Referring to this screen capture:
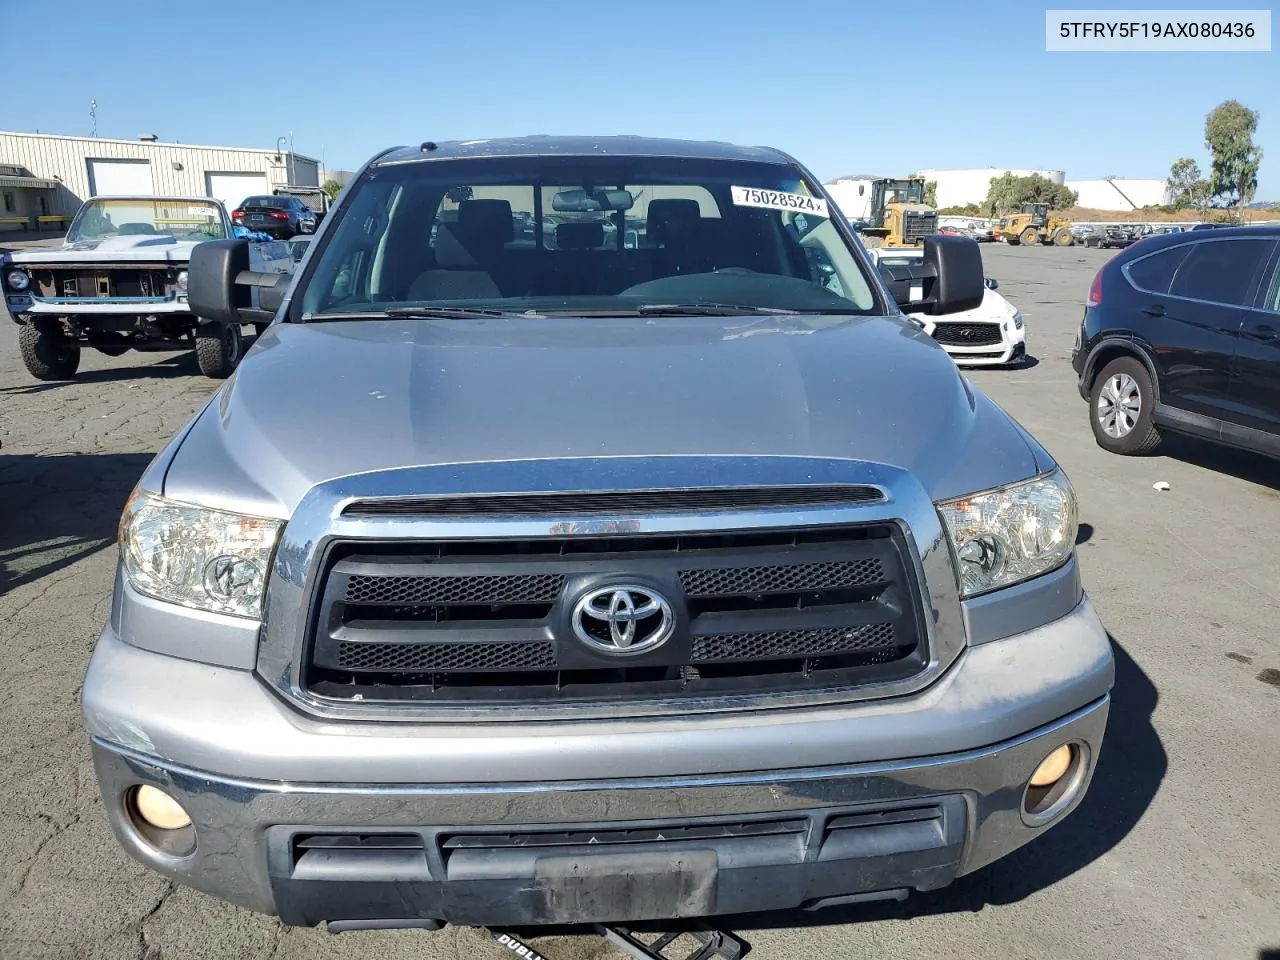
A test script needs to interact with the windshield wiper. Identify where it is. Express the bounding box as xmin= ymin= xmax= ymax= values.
xmin=634 ymin=303 xmax=800 ymax=316
xmin=302 ymin=307 xmax=543 ymax=322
